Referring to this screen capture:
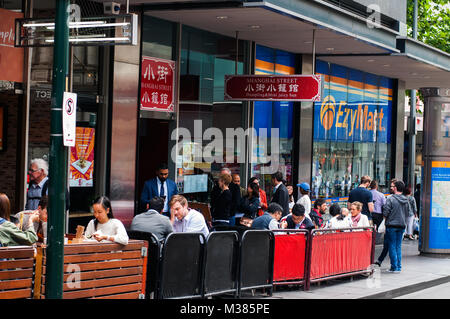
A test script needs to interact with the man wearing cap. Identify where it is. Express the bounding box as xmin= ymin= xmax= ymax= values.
xmin=296 ymin=182 xmax=312 ymax=219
